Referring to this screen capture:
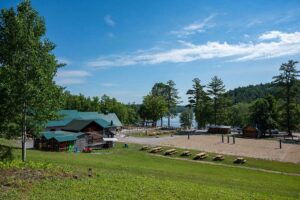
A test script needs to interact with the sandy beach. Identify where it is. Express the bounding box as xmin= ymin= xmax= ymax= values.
xmin=119 ymin=135 xmax=300 ymax=163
